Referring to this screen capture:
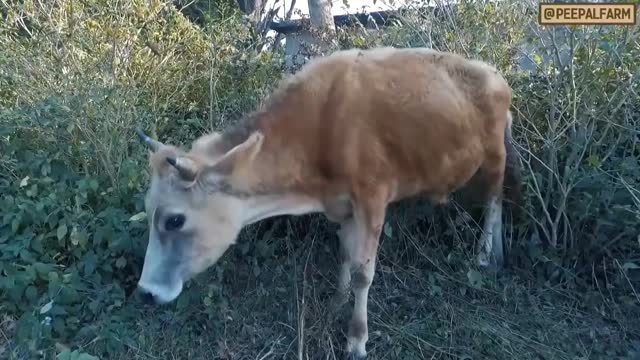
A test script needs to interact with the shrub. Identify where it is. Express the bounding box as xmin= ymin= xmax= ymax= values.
xmin=0 ymin=1 xmax=282 ymax=357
